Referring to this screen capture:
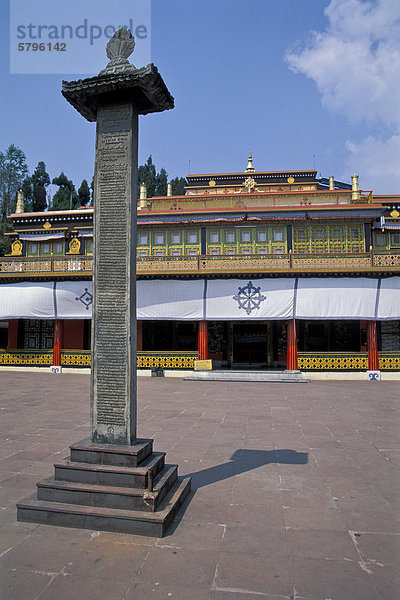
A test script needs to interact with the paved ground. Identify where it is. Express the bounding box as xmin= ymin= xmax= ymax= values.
xmin=0 ymin=373 xmax=399 ymax=600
